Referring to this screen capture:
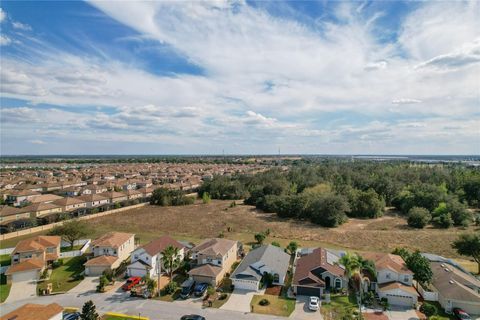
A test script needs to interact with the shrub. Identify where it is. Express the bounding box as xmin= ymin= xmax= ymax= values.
xmin=420 ymin=302 xmax=438 ymax=317
xmin=259 ymin=298 xmax=270 ymax=306
xmin=407 ymin=207 xmax=431 ymax=228
xmin=219 ymin=293 xmax=228 ymax=300
xmin=163 ymin=281 xmax=178 ymax=295
xmin=52 ymin=260 xmax=63 ymax=269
